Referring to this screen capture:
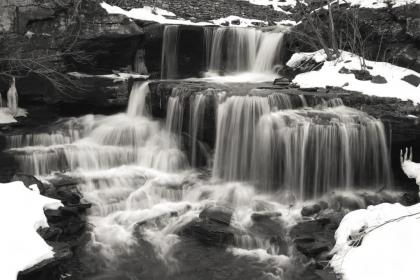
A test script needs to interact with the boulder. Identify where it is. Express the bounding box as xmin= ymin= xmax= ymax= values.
xmin=301 ymin=204 xmax=322 ymax=217
xmin=179 ymin=218 xmax=236 ymax=247
xmin=199 ymin=205 xmax=233 ymax=226
xmin=352 ymin=69 xmax=372 ymax=81
xmin=402 ymin=74 xmax=420 ymax=87
xmin=371 ymin=75 xmax=387 ymax=84
xmin=290 ymin=215 xmax=343 ymax=259
xmin=273 ymin=77 xmax=291 ymax=86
